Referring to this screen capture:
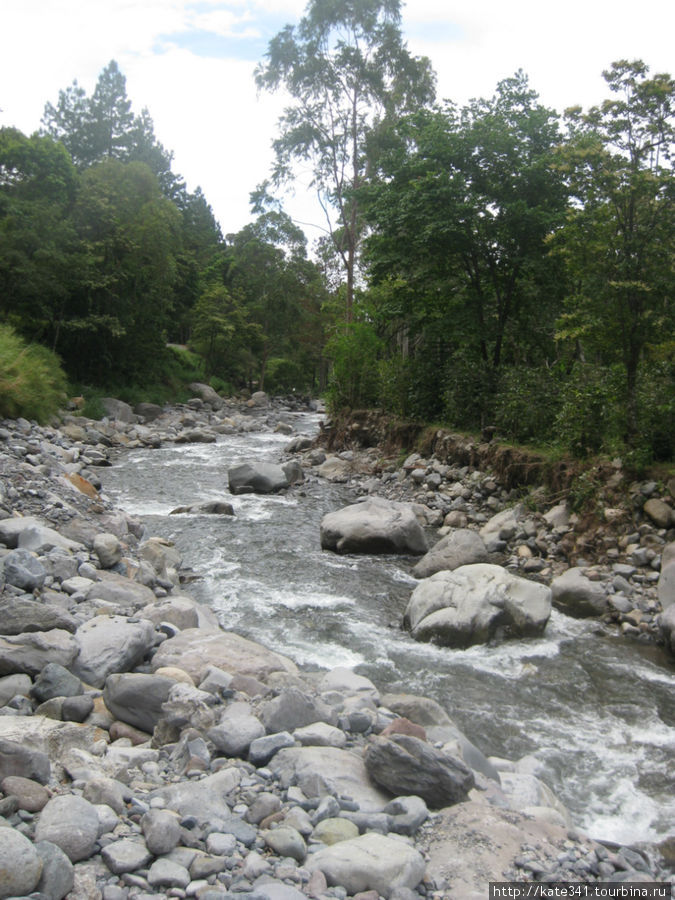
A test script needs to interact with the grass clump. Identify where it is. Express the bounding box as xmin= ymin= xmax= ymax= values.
xmin=0 ymin=325 xmax=67 ymax=423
